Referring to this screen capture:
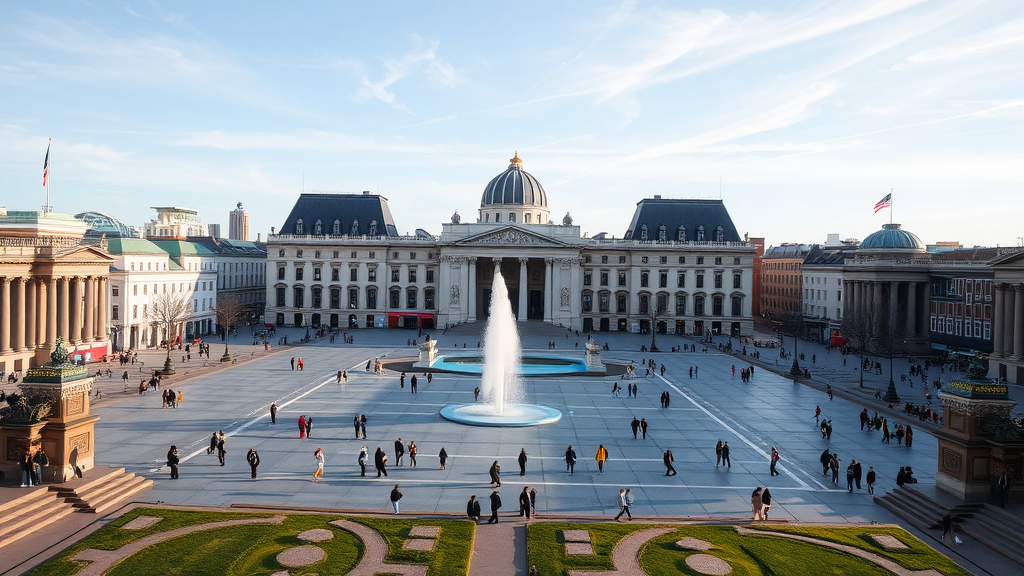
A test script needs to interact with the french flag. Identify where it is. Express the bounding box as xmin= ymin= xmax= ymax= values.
xmin=42 ymin=141 xmax=50 ymax=187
